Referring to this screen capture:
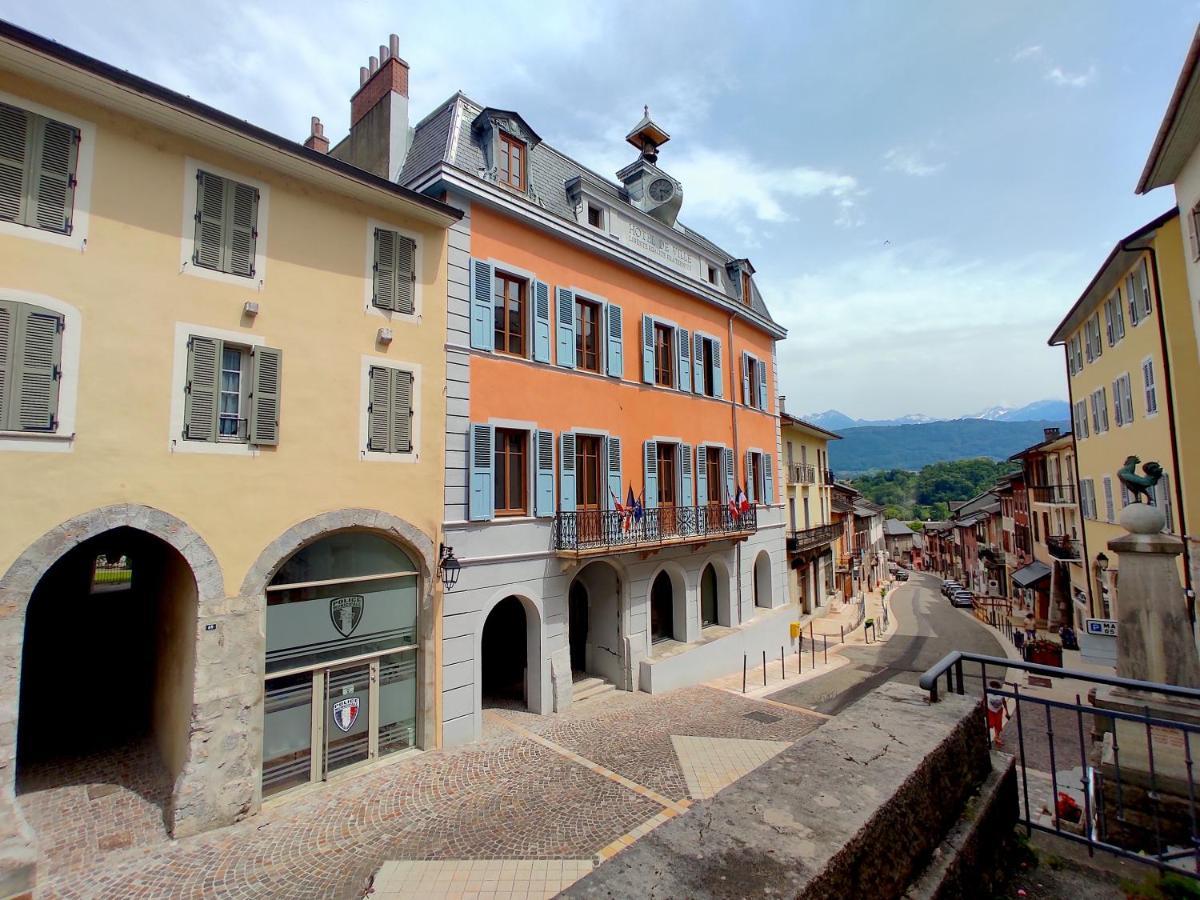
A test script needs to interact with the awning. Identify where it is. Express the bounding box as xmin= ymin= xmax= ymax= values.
xmin=1012 ymin=561 xmax=1051 ymax=588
